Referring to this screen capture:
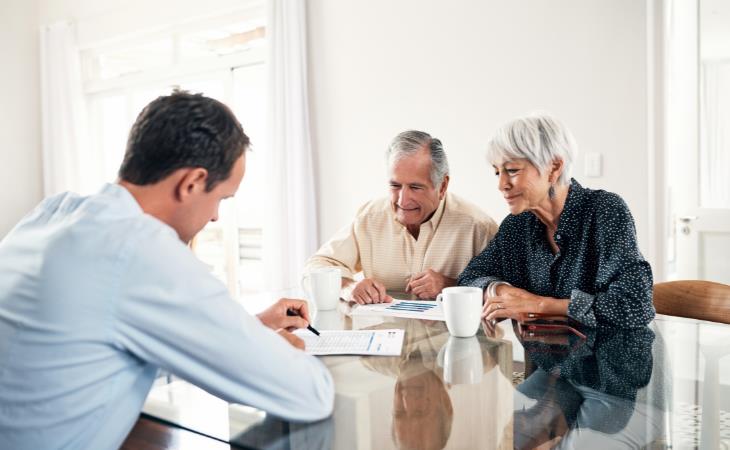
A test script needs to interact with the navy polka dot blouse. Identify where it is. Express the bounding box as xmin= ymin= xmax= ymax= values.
xmin=457 ymin=179 xmax=655 ymax=328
